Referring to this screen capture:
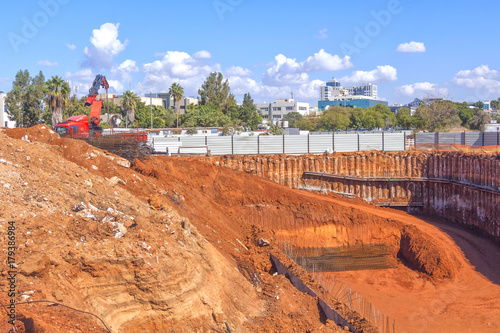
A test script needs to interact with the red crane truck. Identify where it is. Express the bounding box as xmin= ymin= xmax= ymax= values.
xmin=54 ymin=75 xmax=148 ymax=141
